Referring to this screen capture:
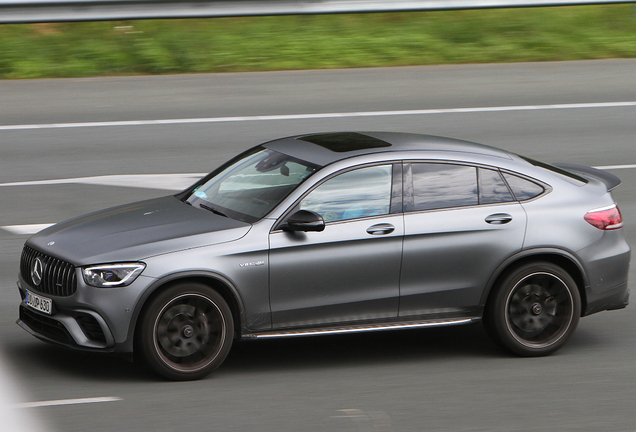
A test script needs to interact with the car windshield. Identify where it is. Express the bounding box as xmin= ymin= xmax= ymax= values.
xmin=185 ymin=147 xmax=318 ymax=223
